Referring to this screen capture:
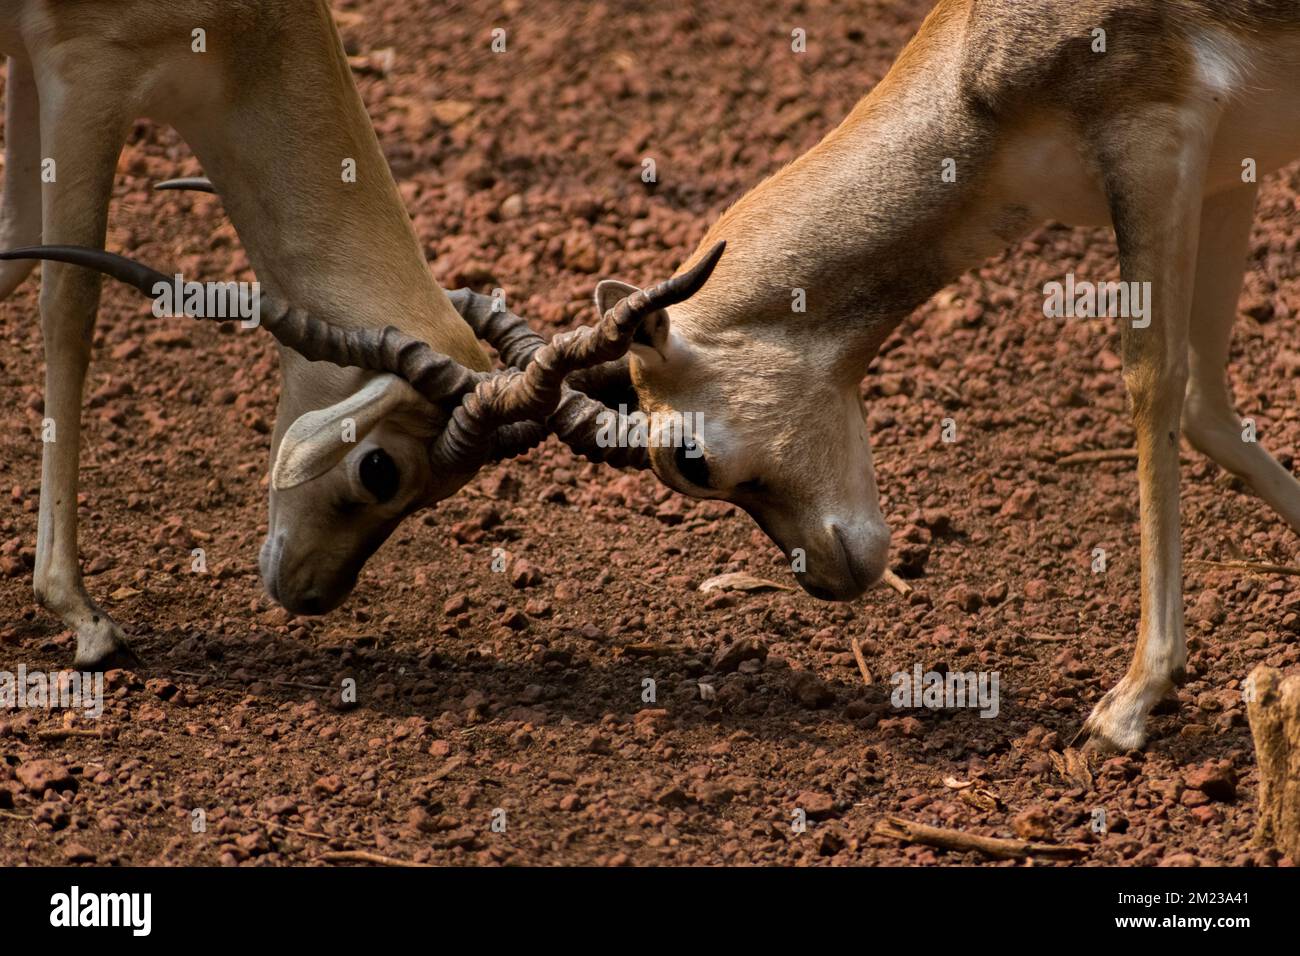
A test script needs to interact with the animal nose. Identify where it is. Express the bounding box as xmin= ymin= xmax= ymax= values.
xmin=803 ymin=582 xmax=847 ymax=601
xmin=258 ymin=536 xmax=281 ymax=602
xmin=292 ymin=593 xmax=327 ymax=616
xmin=828 ymin=521 xmax=888 ymax=591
